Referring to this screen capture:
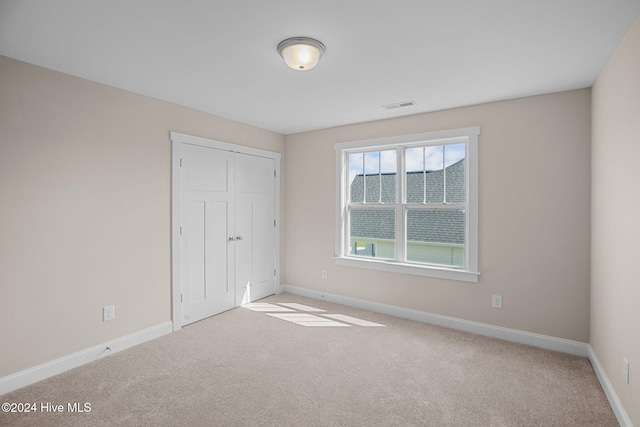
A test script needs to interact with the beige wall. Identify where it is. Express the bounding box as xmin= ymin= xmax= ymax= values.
xmin=284 ymin=88 xmax=591 ymax=342
xmin=591 ymin=14 xmax=640 ymax=426
xmin=0 ymin=55 xmax=285 ymax=377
